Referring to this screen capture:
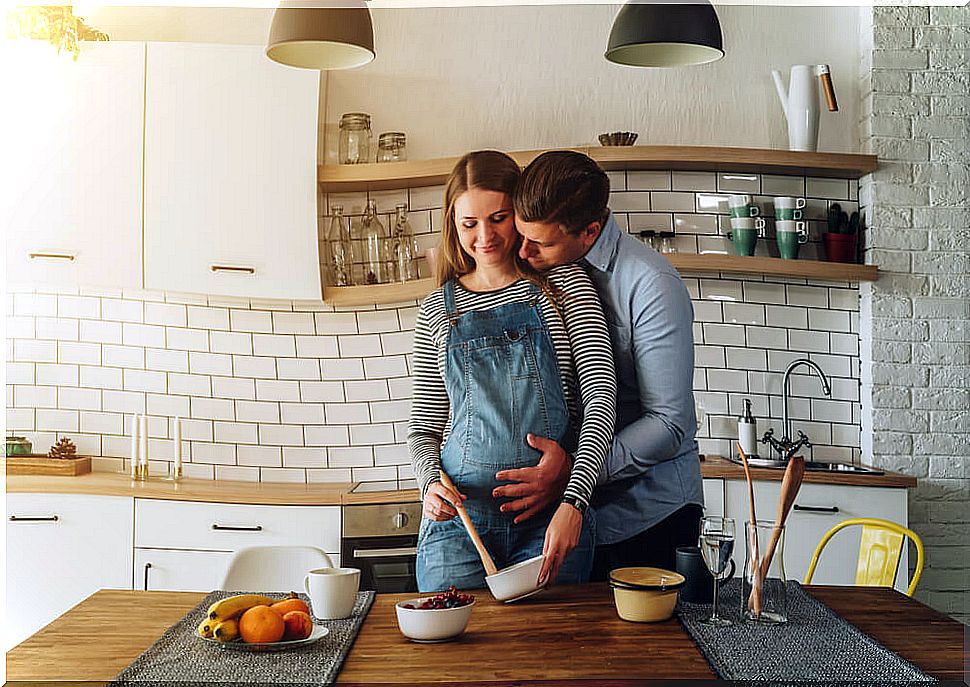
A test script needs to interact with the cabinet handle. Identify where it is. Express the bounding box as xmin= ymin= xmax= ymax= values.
xmin=210 ymin=265 xmax=256 ymax=275
xmin=793 ymin=504 xmax=840 ymax=514
xmin=143 ymin=562 xmax=152 ymax=590
xmin=352 ymin=546 xmax=417 ymax=559
xmin=211 ymin=524 xmax=263 ymax=532
xmin=28 ymin=252 xmax=75 ymax=261
xmin=8 ymin=515 xmax=59 ymax=522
